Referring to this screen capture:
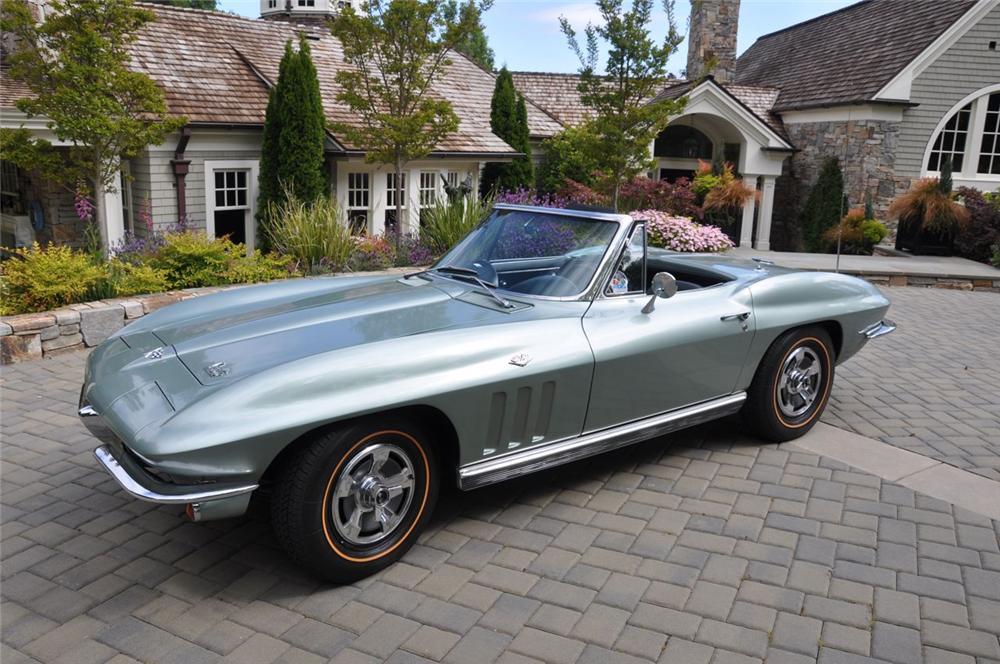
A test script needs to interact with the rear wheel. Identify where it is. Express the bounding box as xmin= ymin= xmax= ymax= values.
xmin=742 ymin=326 xmax=835 ymax=442
xmin=271 ymin=418 xmax=438 ymax=583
